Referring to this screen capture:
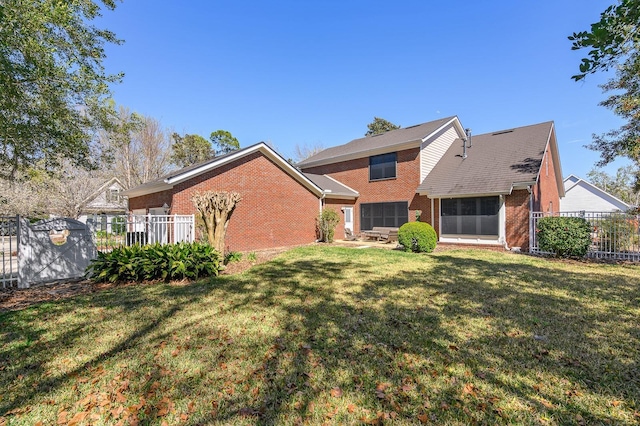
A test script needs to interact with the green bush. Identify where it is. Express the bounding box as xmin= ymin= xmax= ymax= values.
xmin=316 ymin=208 xmax=341 ymax=243
xmin=596 ymin=215 xmax=639 ymax=252
xmin=87 ymin=242 xmax=221 ymax=283
xmin=398 ymin=222 xmax=437 ymax=253
xmin=536 ymin=216 xmax=592 ymax=257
